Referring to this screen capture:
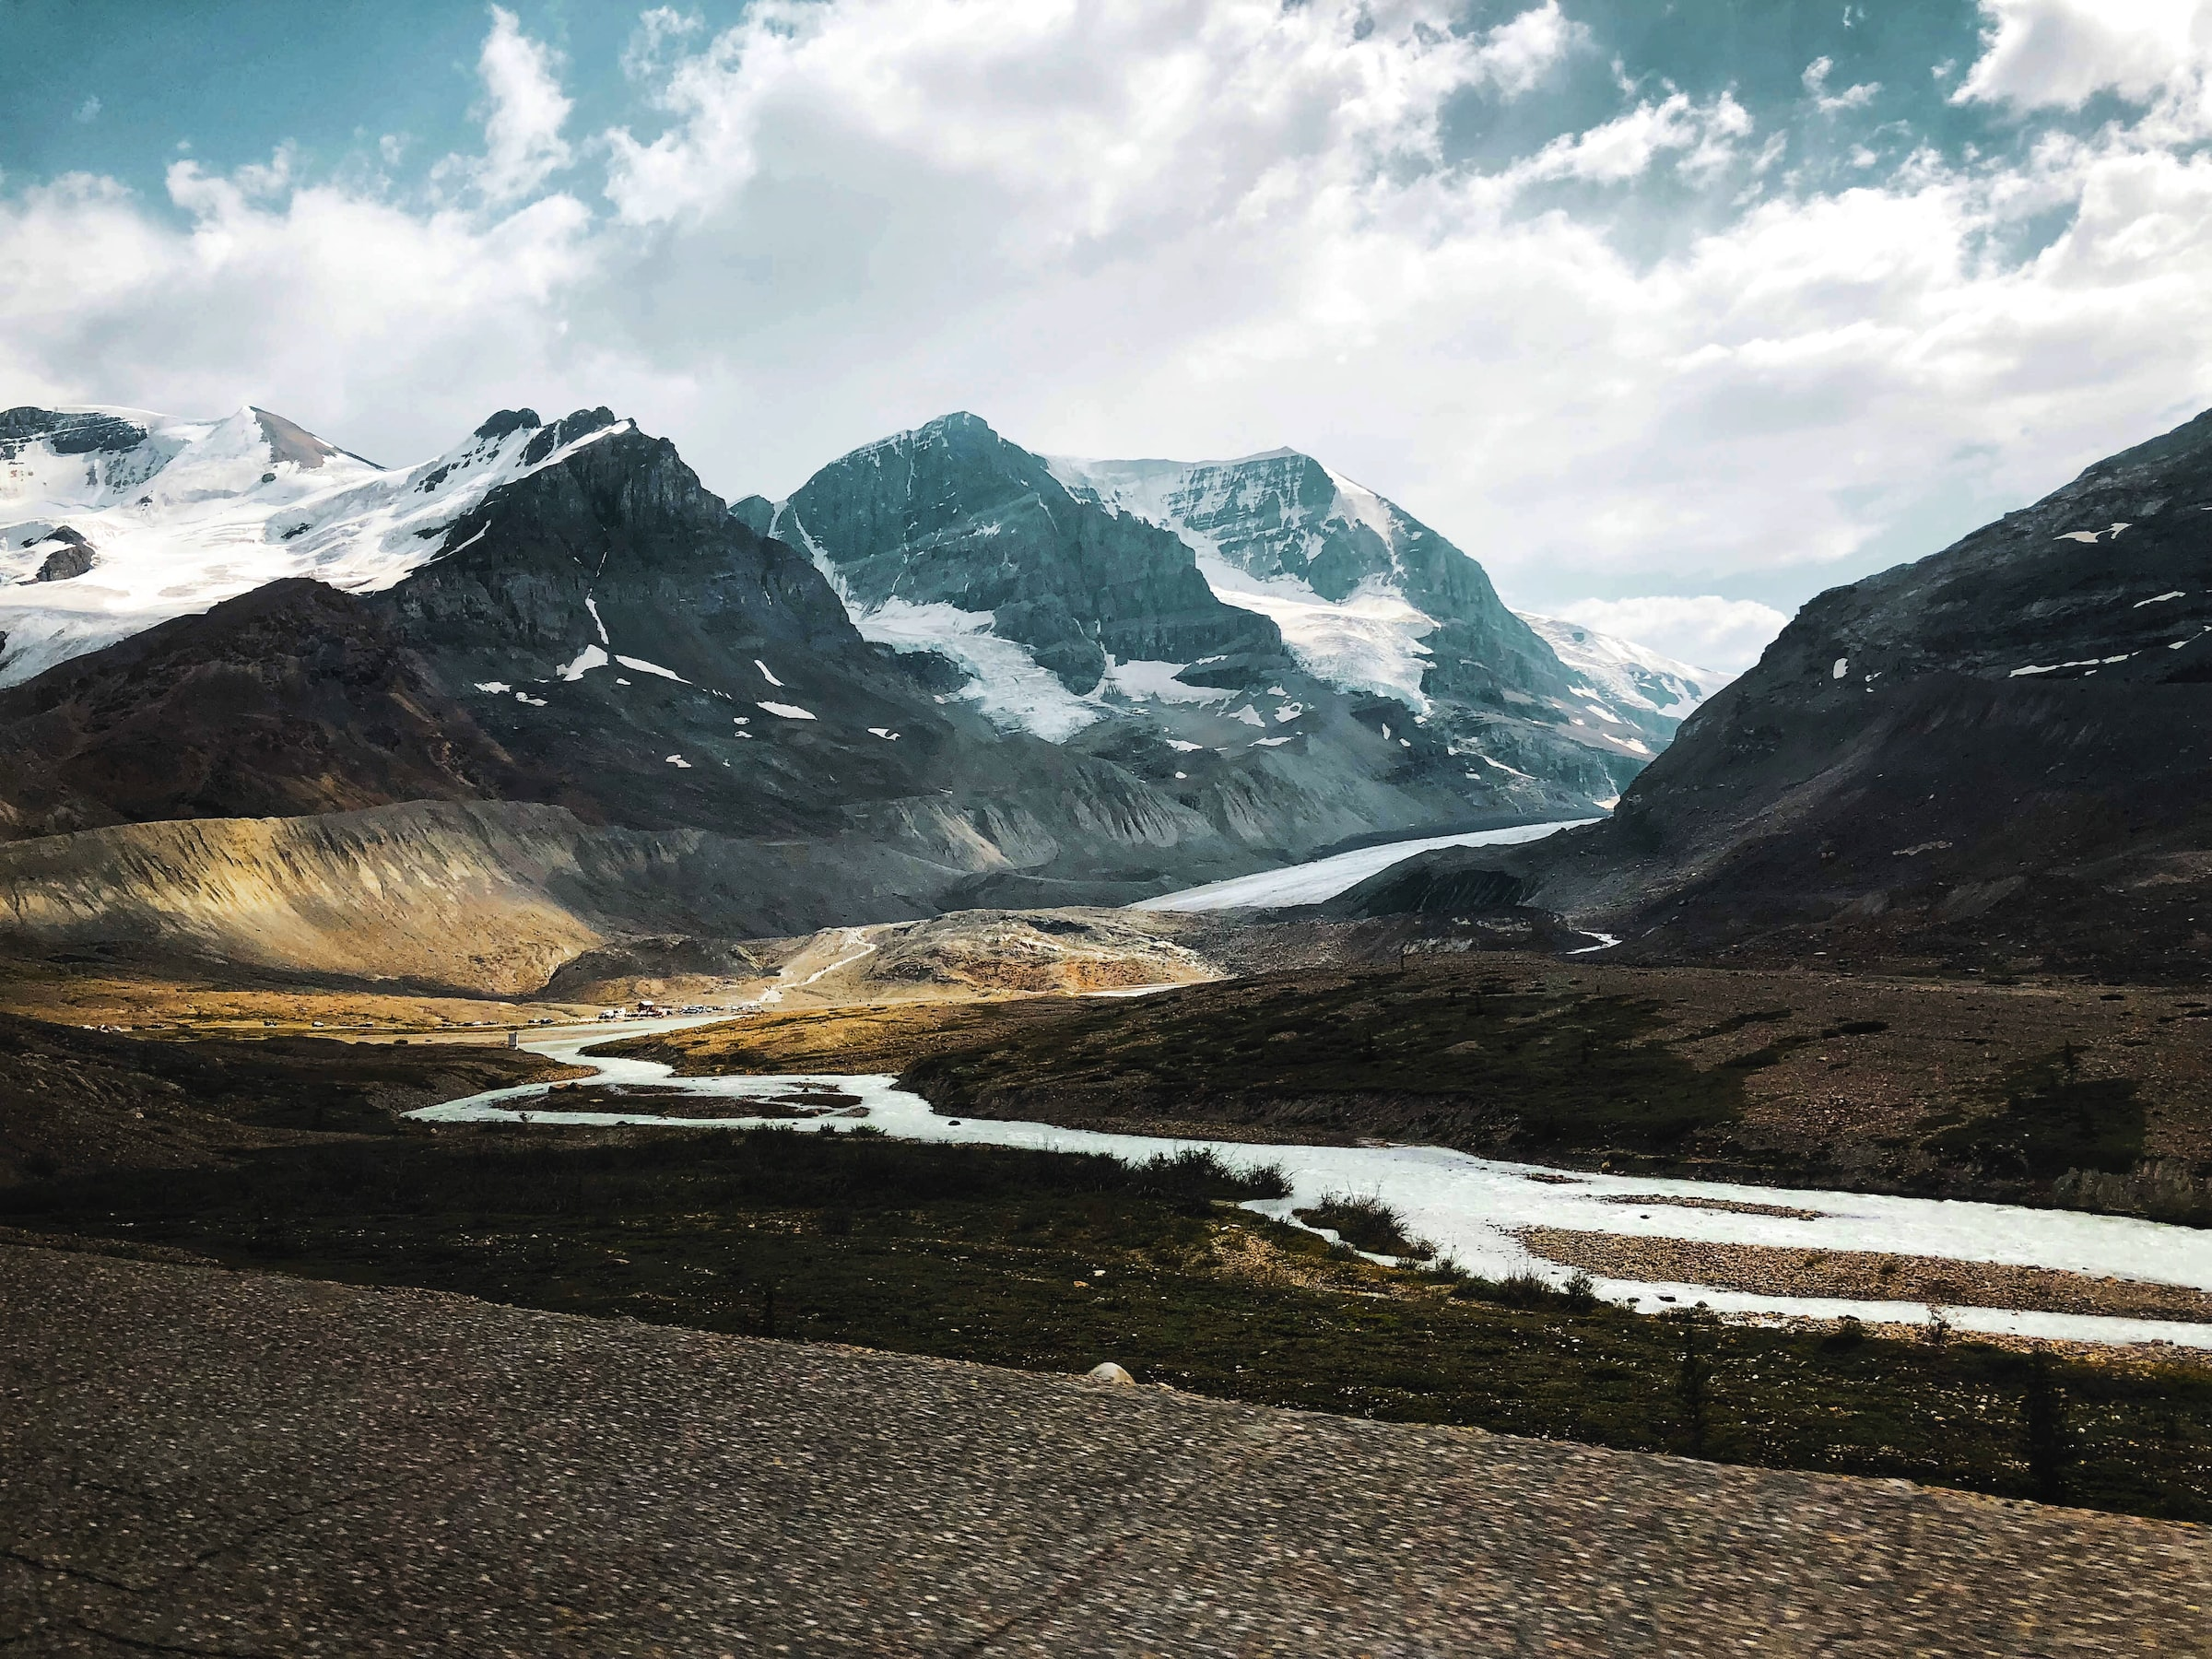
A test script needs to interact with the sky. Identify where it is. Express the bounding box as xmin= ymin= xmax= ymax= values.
xmin=9 ymin=1 xmax=2212 ymax=672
